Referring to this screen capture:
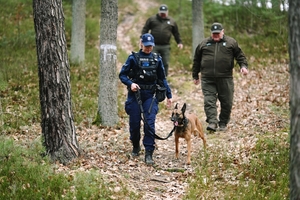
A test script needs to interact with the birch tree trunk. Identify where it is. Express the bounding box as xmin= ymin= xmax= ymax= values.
xmin=98 ymin=0 xmax=118 ymax=126
xmin=192 ymin=0 xmax=204 ymax=57
xmin=289 ymin=0 xmax=300 ymax=198
xmin=70 ymin=0 xmax=86 ymax=64
xmin=33 ymin=0 xmax=80 ymax=164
